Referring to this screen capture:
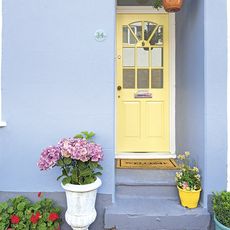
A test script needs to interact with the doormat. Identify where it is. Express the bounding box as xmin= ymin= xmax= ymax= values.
xmin=116 ymin=159 xmax=178 ymax=169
